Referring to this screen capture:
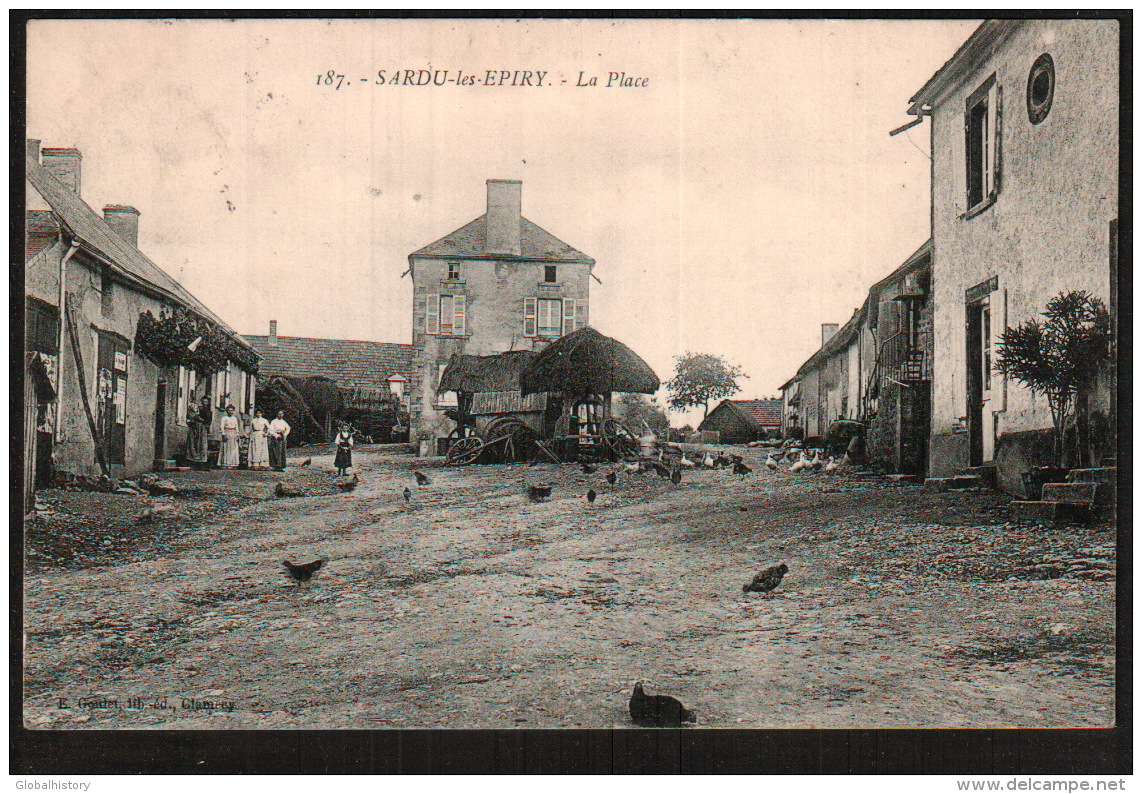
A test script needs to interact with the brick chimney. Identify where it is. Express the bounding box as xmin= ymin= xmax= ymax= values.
xmin=26 ymin=139 xmax=41 ymax=161
xmin=485 ymin=179 xmax=522 ymax=257
xmin=268 ymin=320 xmax=278 ymax=346
xmin=821 ymin=323 xmax=839 ymax=346
xmin=103 ymin=205 xmax=140 ymax=247
xmin=41 ymin=147 xmax=82 ymax=195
